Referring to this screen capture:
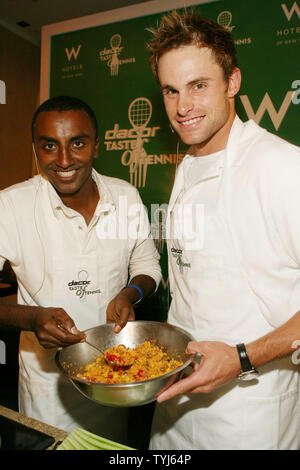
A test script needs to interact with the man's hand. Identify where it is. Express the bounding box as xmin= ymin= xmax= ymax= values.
xmin=30 ymin=306 xmax=85 ymax=349
xmin=156 ymin=341 xmax=241 ymax=402
xmin=106 ymin=291 xmax=135 ymax=333
xmin=106 ymin=276 xmax=156 ymax=333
